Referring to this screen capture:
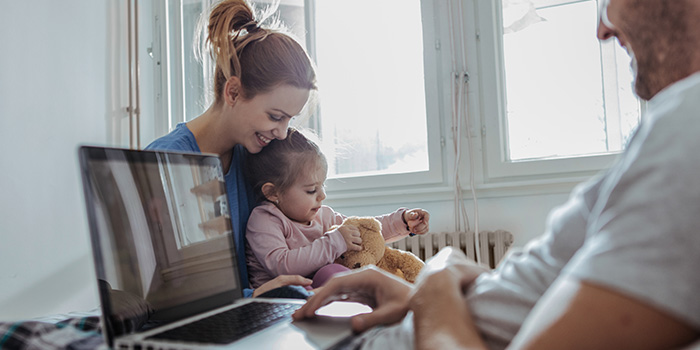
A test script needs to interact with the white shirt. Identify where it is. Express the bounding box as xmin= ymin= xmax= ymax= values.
xmin=470 ymin=72 xmax=700 ymax=349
